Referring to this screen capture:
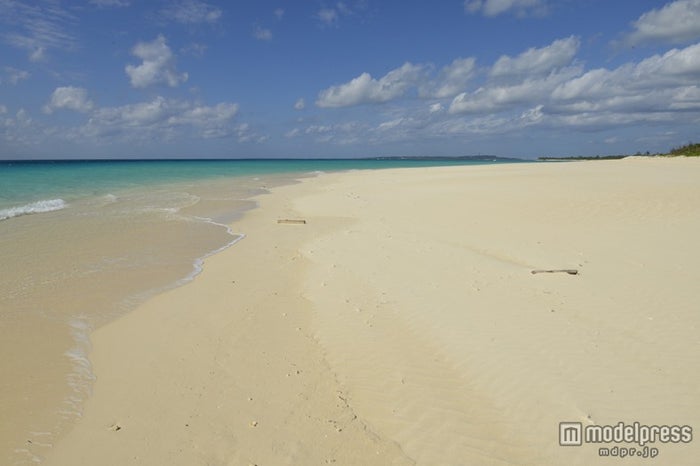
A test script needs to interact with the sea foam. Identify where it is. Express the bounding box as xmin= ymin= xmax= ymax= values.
xmin=0 ymin=198 xmax=67 ymax=221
